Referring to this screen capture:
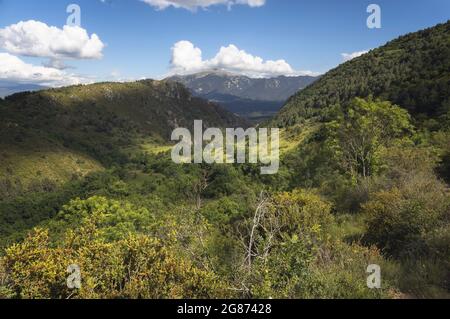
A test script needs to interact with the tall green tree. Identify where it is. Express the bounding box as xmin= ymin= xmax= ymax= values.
xmin=326 ymin=98 xmax=413 ymax=178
